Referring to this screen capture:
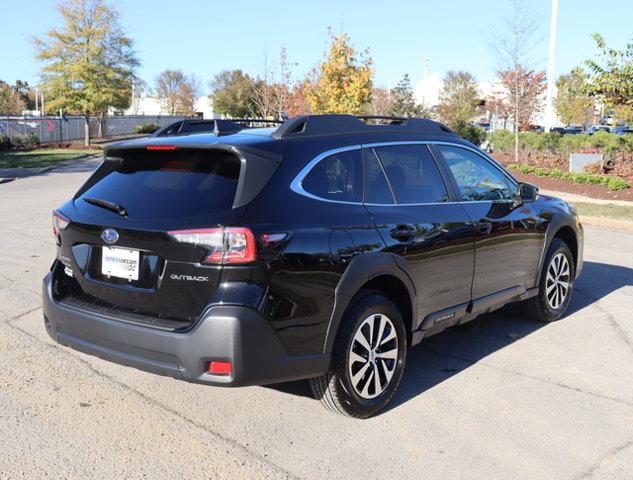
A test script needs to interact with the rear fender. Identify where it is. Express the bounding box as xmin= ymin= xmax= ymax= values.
xmin=322 ymin=252 xmax=416 ymax=354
